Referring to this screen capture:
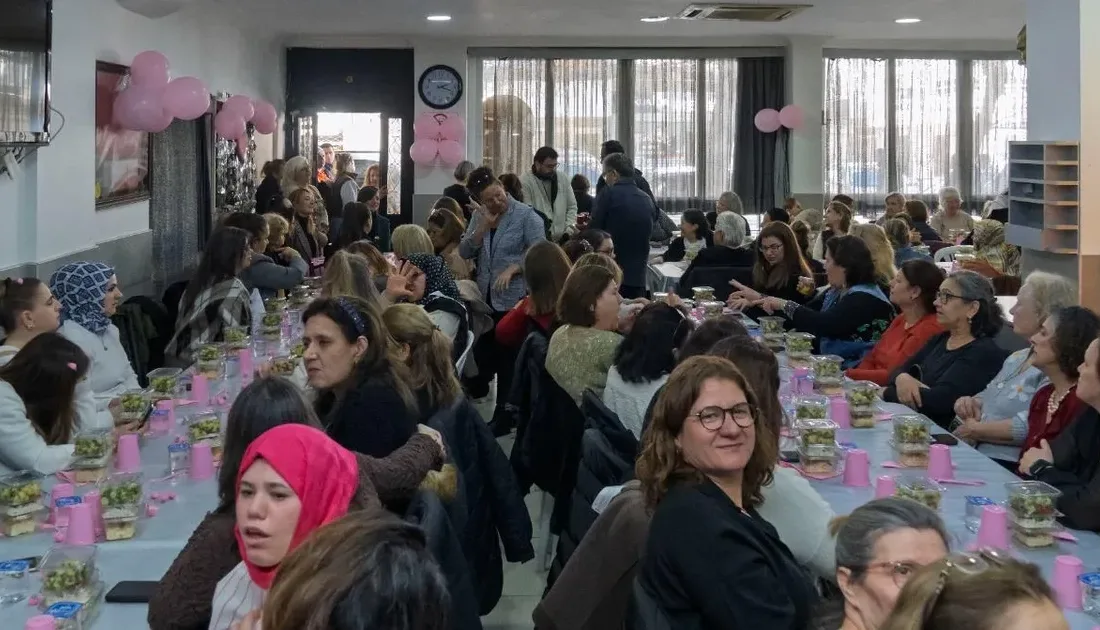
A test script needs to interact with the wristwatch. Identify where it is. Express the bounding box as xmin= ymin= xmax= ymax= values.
xmin=1028 ymin=459 xmax=1054 ymax=477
